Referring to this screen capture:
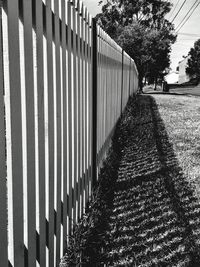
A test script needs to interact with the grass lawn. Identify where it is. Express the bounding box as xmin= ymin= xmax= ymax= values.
xmin=104 ymin=94 xmax=200 ymax=266
xmin=154 ymin=94 xmax=200 ymax=201
xmin=169 ymin=86 xmax=200 ymax=96
xmin=60 ymin=94 xmax=200 ymax=267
